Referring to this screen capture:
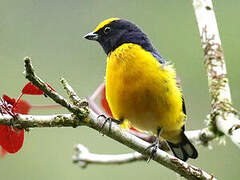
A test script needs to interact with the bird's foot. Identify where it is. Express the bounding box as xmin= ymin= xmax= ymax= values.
xmin=145 ymin=128 xmax=162 ymax=163
xmin=145 ymin=137 xmax=160 ymax=163
xmin=97 ymin=114 xmax=122 ymax=134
